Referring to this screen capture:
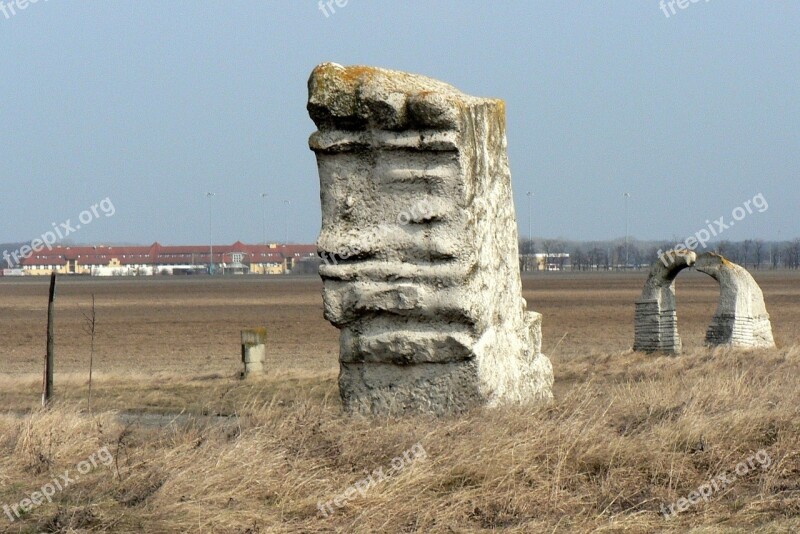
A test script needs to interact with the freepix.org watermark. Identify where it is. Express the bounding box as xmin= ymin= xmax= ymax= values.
xmin=0 ymin=0 xmax=49 ymax=21
xmin=319 ymin=199 xmax=436 ymax=267
xmin=661 ymin=449 xmax=772 ymax=519
xmin=659 ymin=0 xmax=711 ymax=19
xmin=2 ymin=197 xmax=115 ymax=269
xmin=657 ymin=193 xmax=767 ymax=267
xmin=318 ymin=0 xmax=351 ymax=18
xmin=3 ymin=446 xmax=114 ymax=523
xmin=317 ymin=442 xmax=427 ymax=518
